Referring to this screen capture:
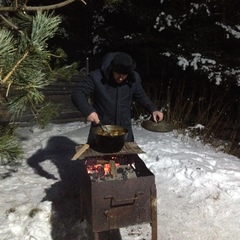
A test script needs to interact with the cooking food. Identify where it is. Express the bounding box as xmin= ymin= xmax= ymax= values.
xmin=96 ymin=129 xmax=126 ymax=137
